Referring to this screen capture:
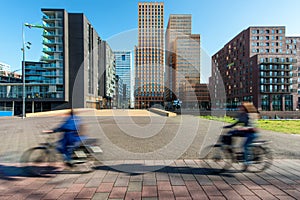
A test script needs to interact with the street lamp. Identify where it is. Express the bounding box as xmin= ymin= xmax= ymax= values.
xmin=8 ymin=69 xmax=22 ymax=83
xmin=21 ymin=23 xmax=31 ymax=119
